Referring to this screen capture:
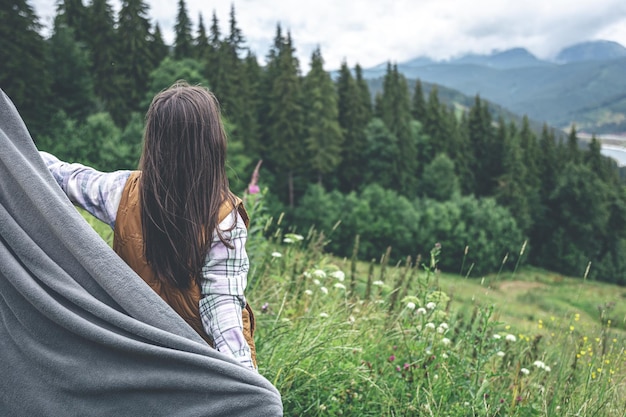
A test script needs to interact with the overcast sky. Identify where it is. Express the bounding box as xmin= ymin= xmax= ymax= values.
xmin=32 ymin=0 xmax=626 ymax=71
